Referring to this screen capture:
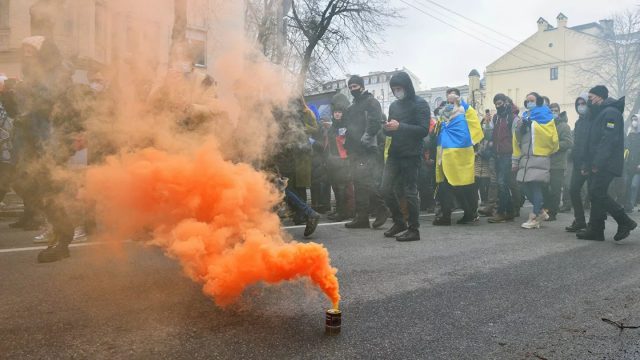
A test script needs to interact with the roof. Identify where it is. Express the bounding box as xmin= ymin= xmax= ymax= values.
xmin=570 ymin=22 xmax=603 ymax=32
xmin=468 ymin=69 xmax=480 ymax=77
